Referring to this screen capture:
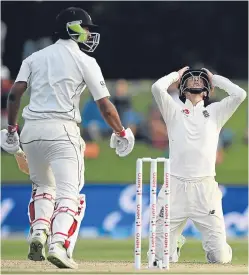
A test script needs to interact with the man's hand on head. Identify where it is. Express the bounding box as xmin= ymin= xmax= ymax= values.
xmin=178 ymin=66 xmax=190 ymax=79
xmin=202 ymin=68 xmax=215 ymax=93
